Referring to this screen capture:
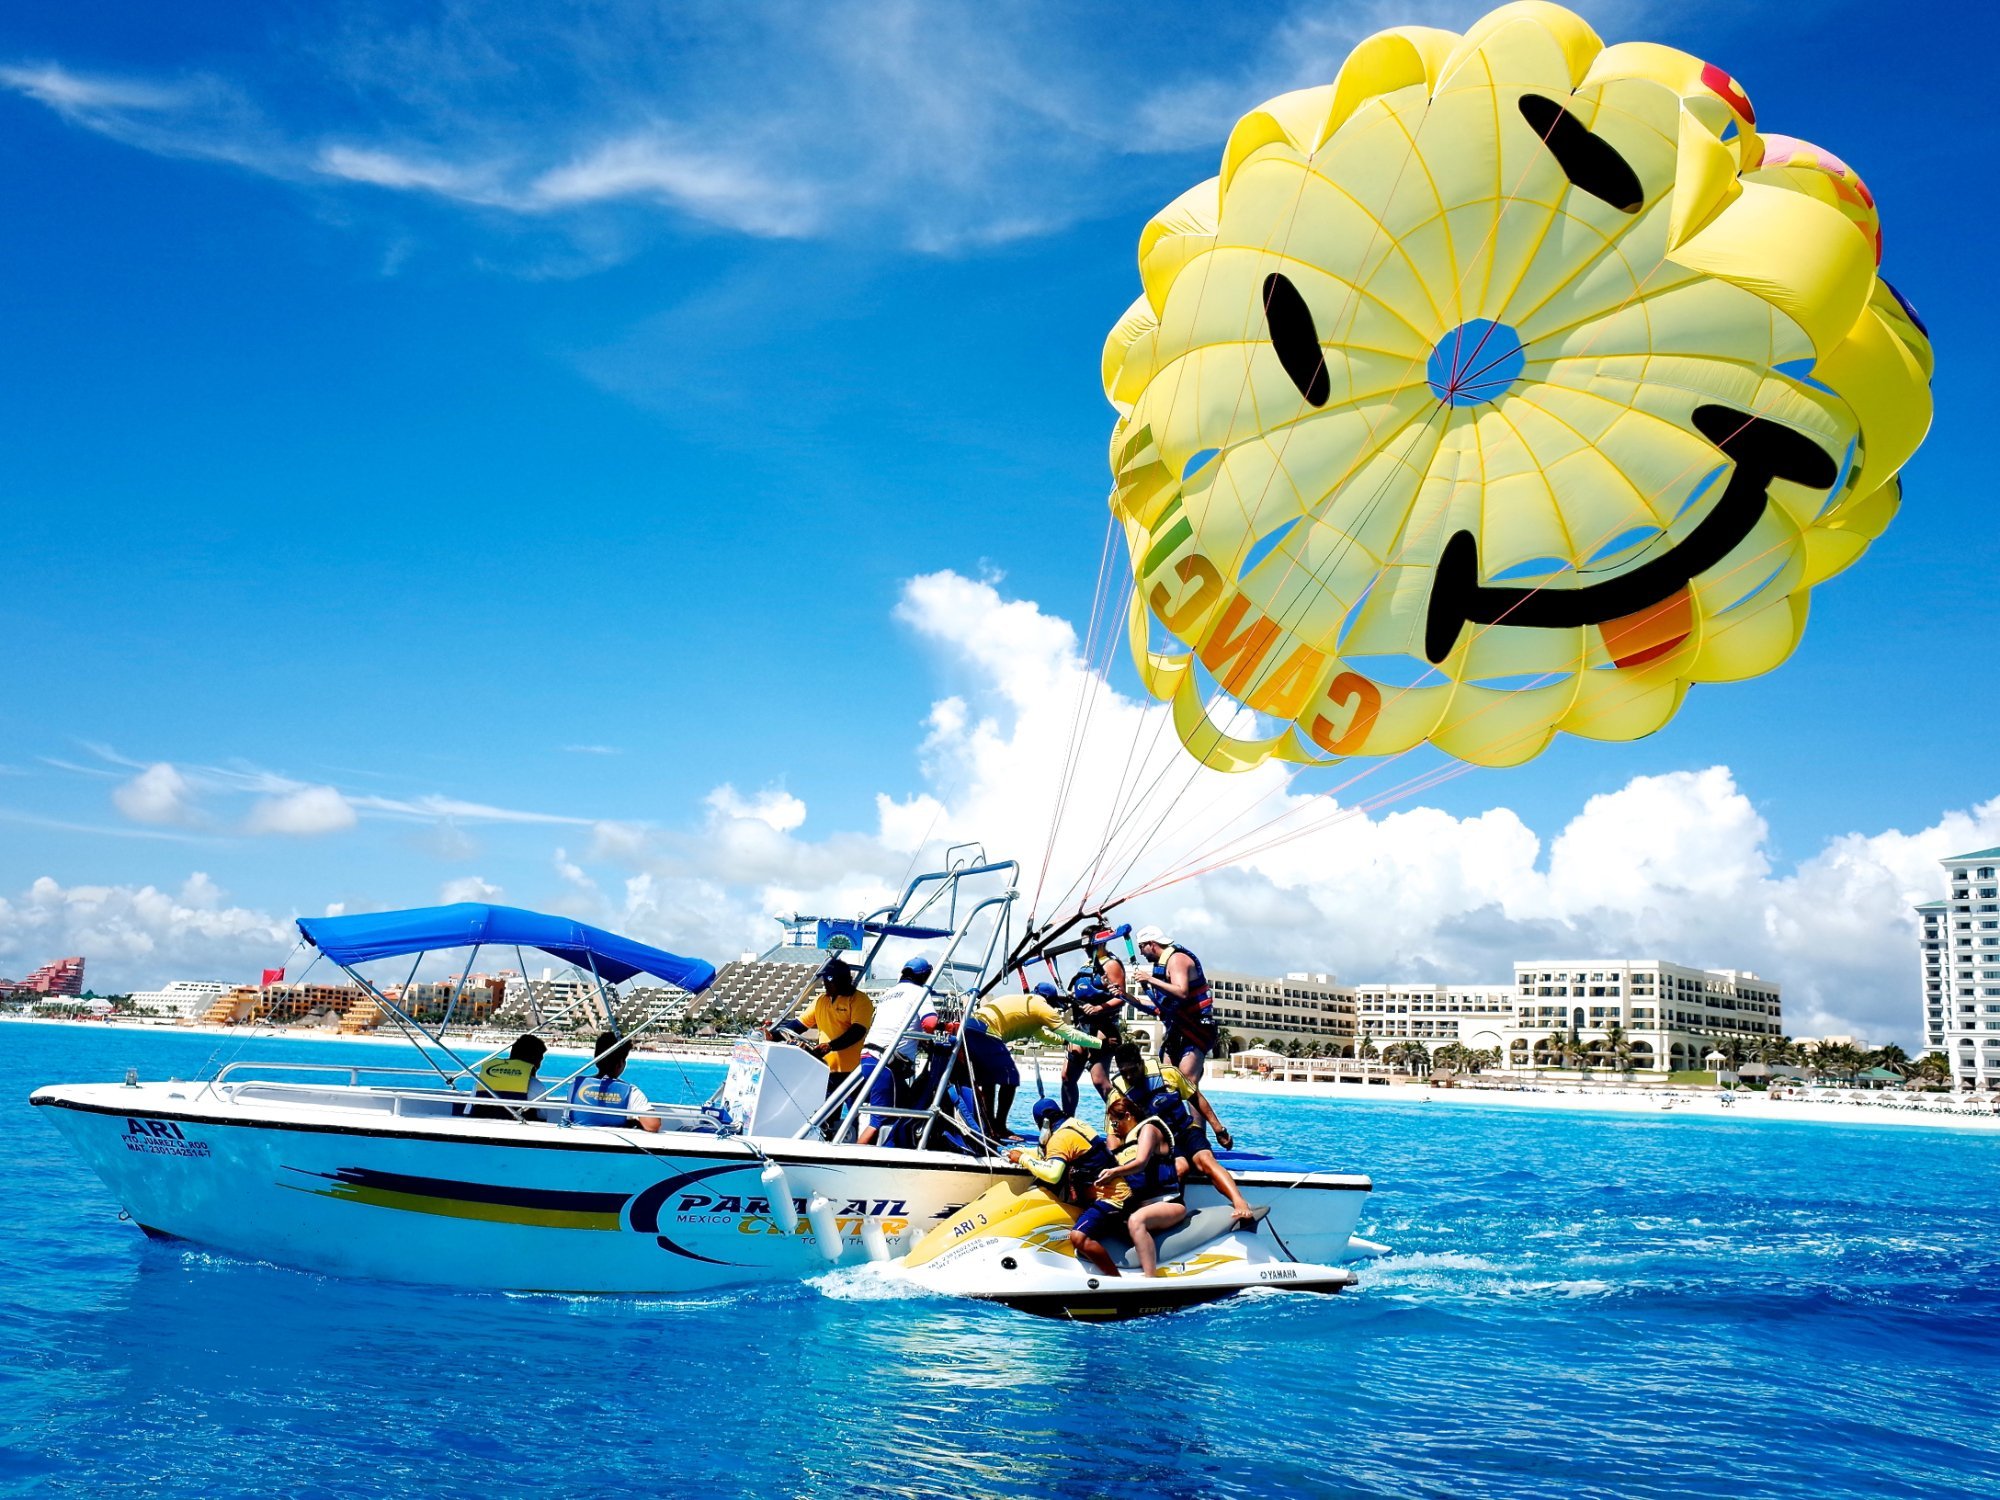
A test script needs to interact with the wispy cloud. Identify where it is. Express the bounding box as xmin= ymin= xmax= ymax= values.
xmin=0 ymin=1 xmax=1233 ymax=257
xmin=561 ymin=744 xmax=624 ymax=757
xmin=45 ymin=743 xmax=601 ymax=838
